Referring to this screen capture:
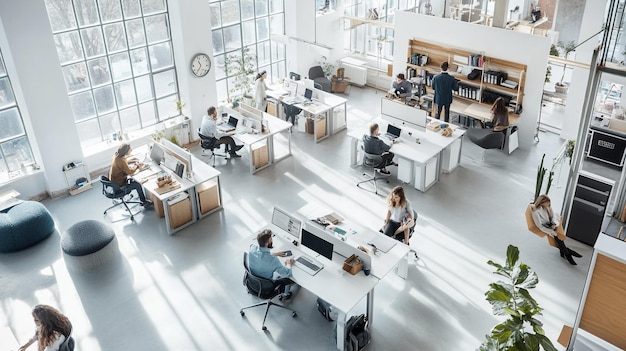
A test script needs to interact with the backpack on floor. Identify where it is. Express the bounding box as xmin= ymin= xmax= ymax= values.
xmin=345 ymin=314 xmax=370 ymax=351
xmin=316 ymin=297 xmax=334 ymax=321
